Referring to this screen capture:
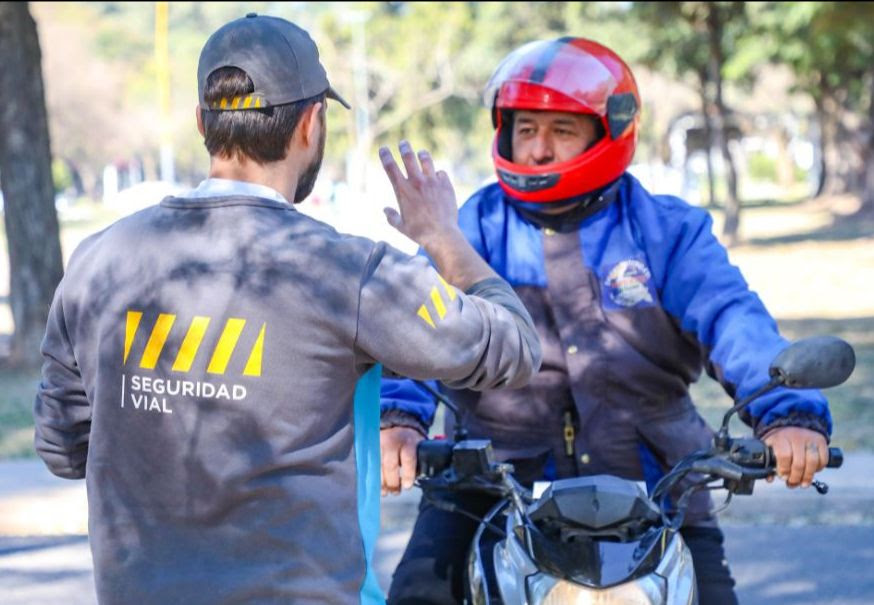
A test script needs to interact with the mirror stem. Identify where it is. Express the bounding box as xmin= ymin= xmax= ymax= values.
xmin=415 ymin=380 xmax=468 ymax=441
xmin=716 ymin=376 xmax=783 ymax=449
